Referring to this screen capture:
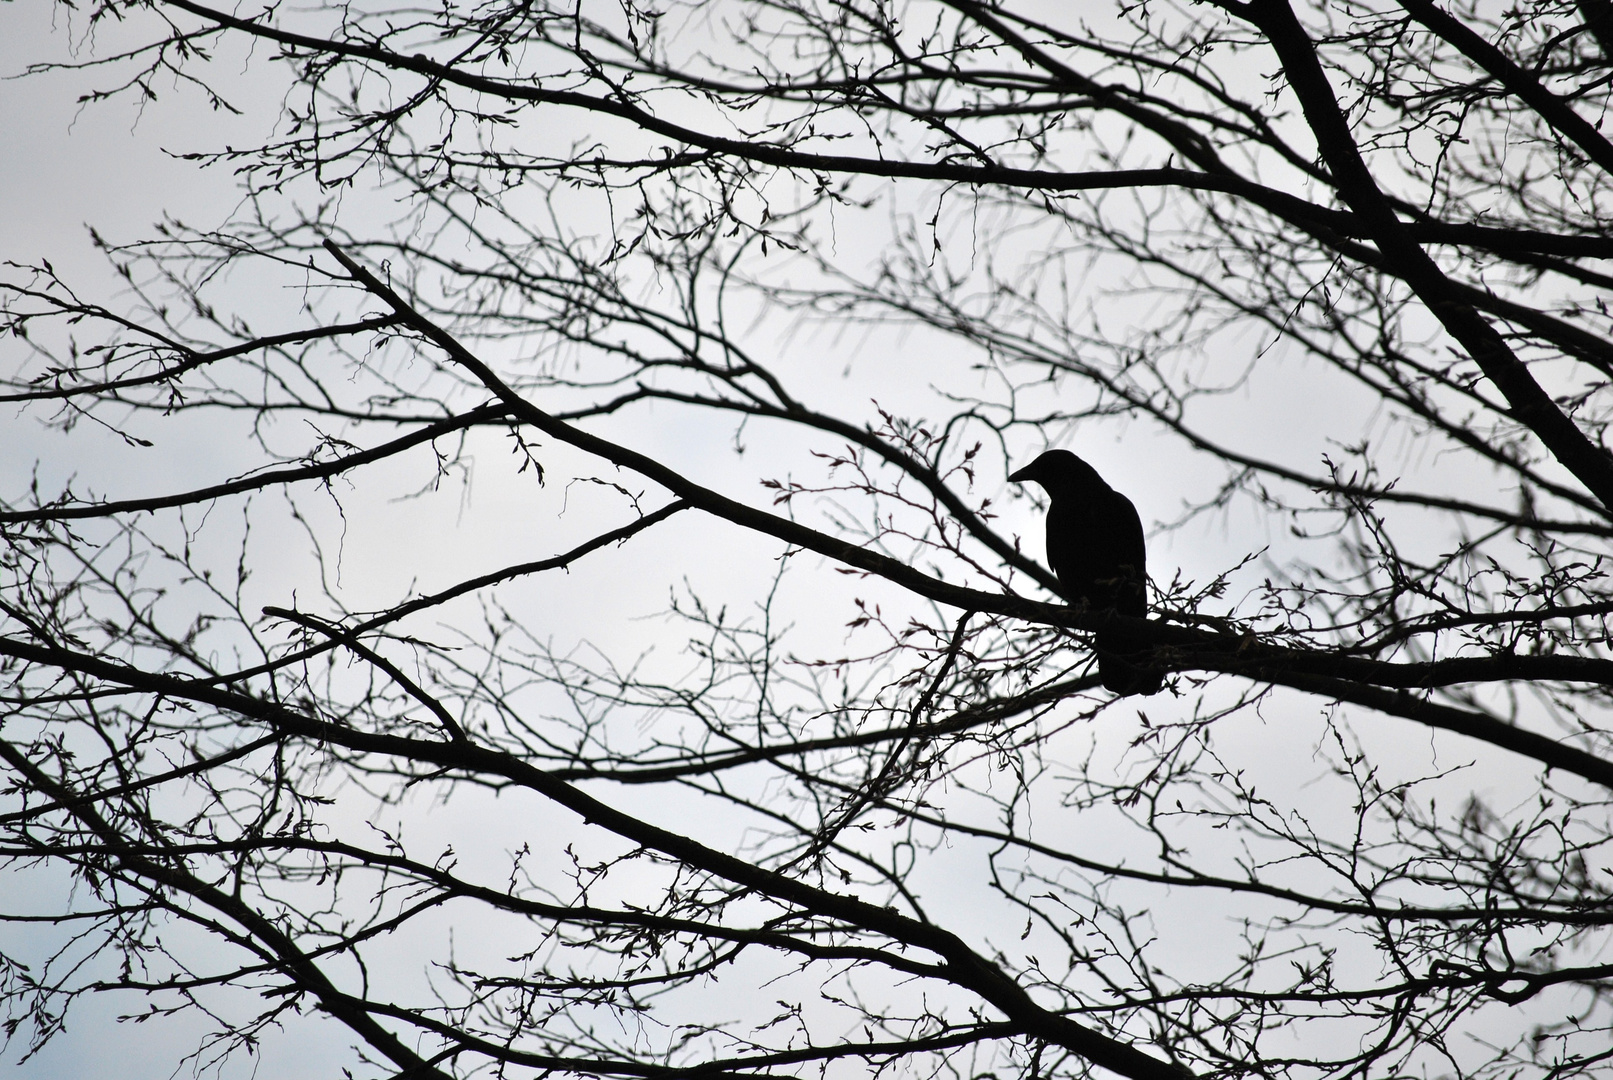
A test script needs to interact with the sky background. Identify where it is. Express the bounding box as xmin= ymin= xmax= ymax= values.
xmin=1 ymin=3 xmax=1579 ymax=1077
